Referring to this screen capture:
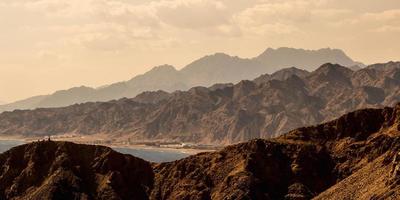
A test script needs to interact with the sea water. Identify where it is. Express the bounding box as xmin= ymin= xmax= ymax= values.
xmin=0 ymin=140 xmax=189 ymax=163
xmin=0 ymin=140 xmax=24 ymax=153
